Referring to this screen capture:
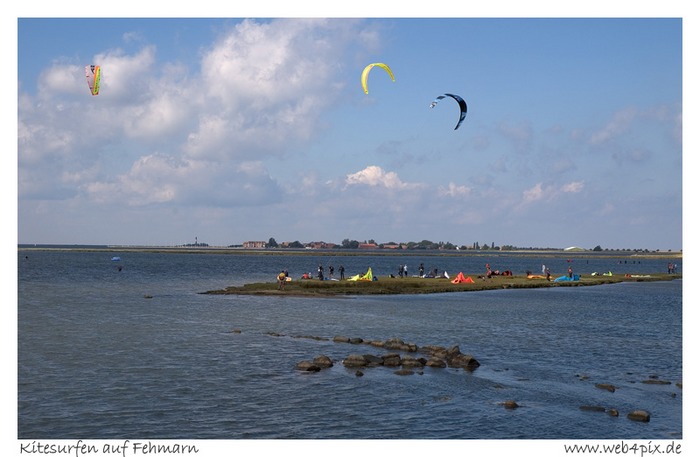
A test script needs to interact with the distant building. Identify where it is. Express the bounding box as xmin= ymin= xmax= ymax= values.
xmin=358 ymin=243 xmax=378 ymax=249
xmin=243 ymin=241 xmax=266 ymax=249
xmin=305 ymin=241 xmax=336 ymax=249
